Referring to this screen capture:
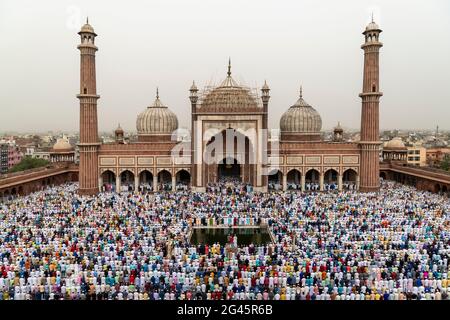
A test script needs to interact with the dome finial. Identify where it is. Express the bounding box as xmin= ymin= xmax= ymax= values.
xmin=299 ymin=85 xmax=303 ymax=98
xmin=156 ymin=87 xmax=159 ymax=99
xmin=86 ymin=16 xmax=89 ymax=24
xmin=227 ymin=57 xmax=231 ymax=77
xmin=190 ymin=80 xmax=198 ymax=92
